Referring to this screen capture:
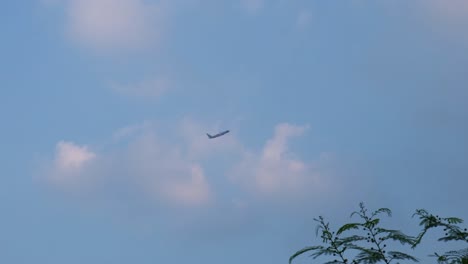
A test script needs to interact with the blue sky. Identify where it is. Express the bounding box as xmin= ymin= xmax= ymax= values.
xmin=1 ymin=0 xmax=468 ymax=263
